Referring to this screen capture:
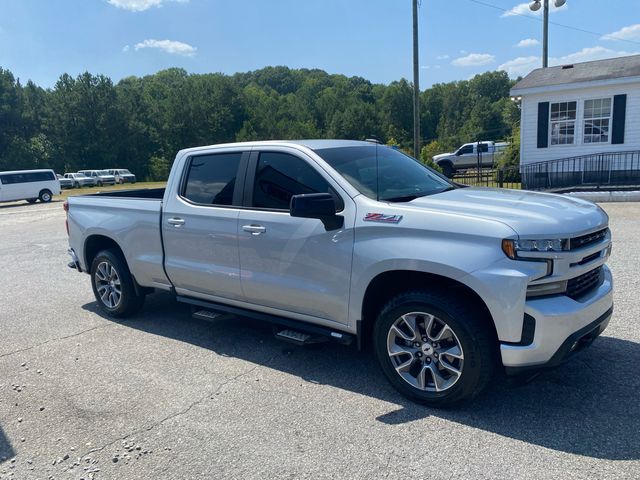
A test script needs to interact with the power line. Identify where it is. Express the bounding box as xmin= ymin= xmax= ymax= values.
xmin=466 ymin=0 xmax=640 ymax=47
